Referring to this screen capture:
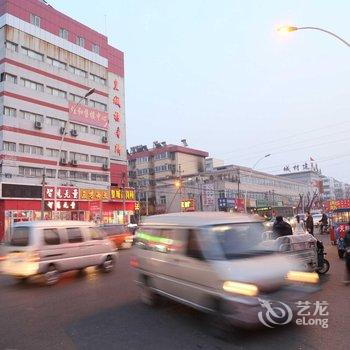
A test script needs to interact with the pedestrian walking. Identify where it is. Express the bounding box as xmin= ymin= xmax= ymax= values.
xmin=343 ymin=224 xmax=350 ymax=285
xmin=305 ymin=211 xmax=314 ymax=236
xmin=294 ymin=215 xmax=305 ymax=235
